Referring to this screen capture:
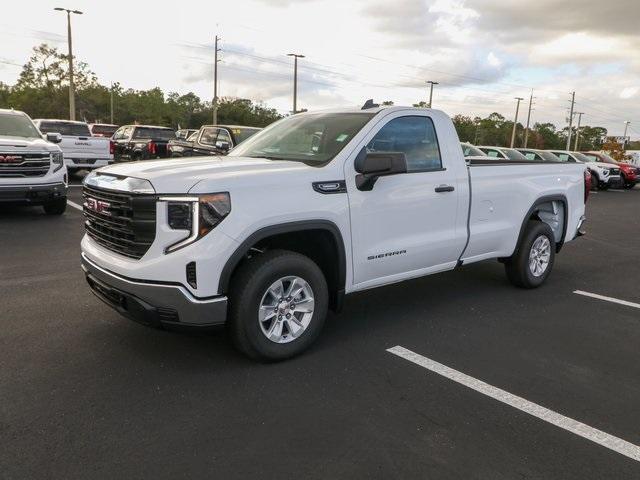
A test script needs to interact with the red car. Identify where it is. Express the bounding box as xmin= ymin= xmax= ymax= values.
xmin=583 ymin=151 xmax=638 ymax=189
